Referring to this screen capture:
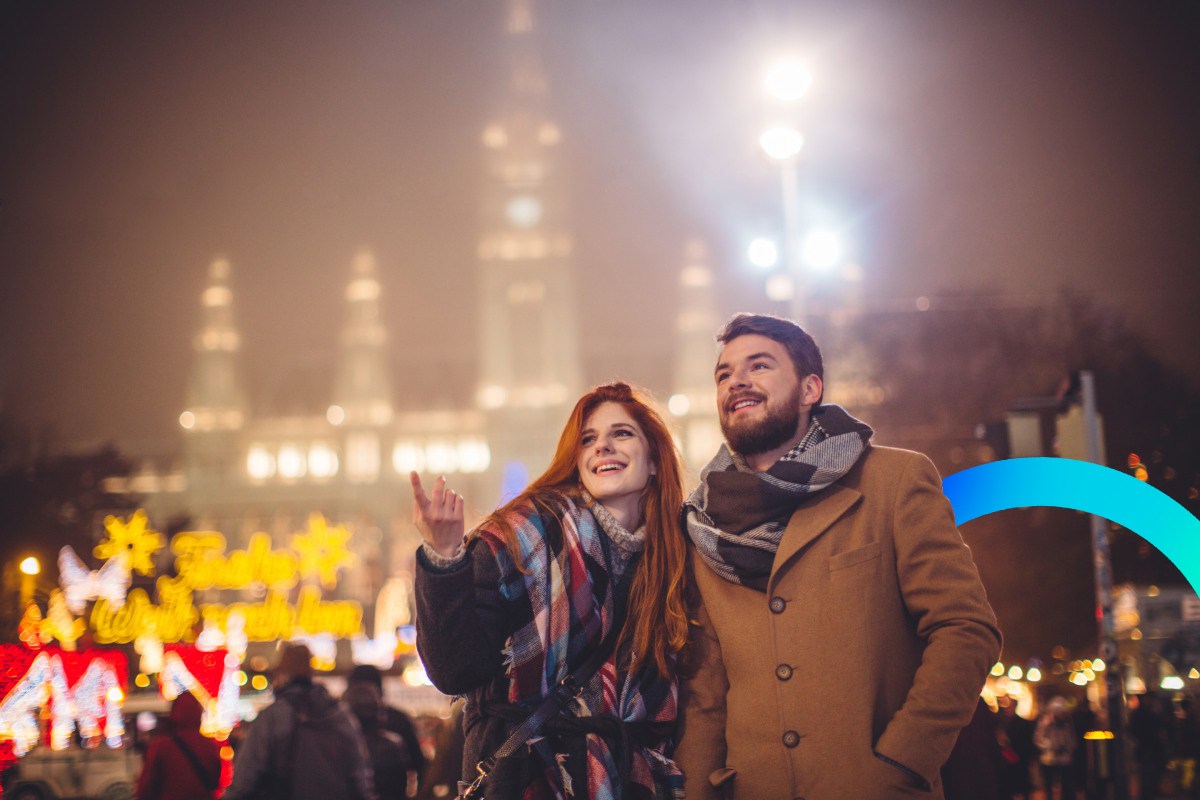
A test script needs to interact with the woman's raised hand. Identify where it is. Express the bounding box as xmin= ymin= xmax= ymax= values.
xmin=410 ymin=472 xmax=466 ymax=558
